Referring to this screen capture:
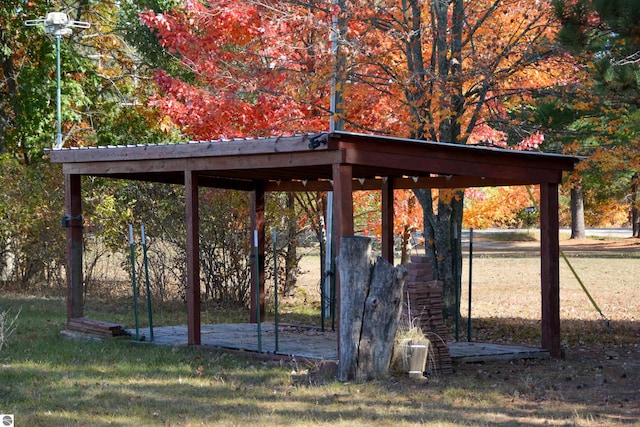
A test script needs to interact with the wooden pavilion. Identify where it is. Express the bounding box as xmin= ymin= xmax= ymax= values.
xmin=50 ymin=131 xmax=580 ymax=358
